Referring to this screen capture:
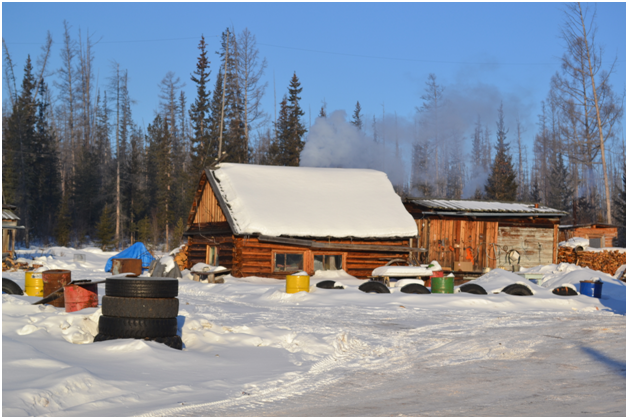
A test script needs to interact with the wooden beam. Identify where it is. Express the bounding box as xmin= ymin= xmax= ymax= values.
xmin=258 ymin=235 xmax=427 ymax=253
